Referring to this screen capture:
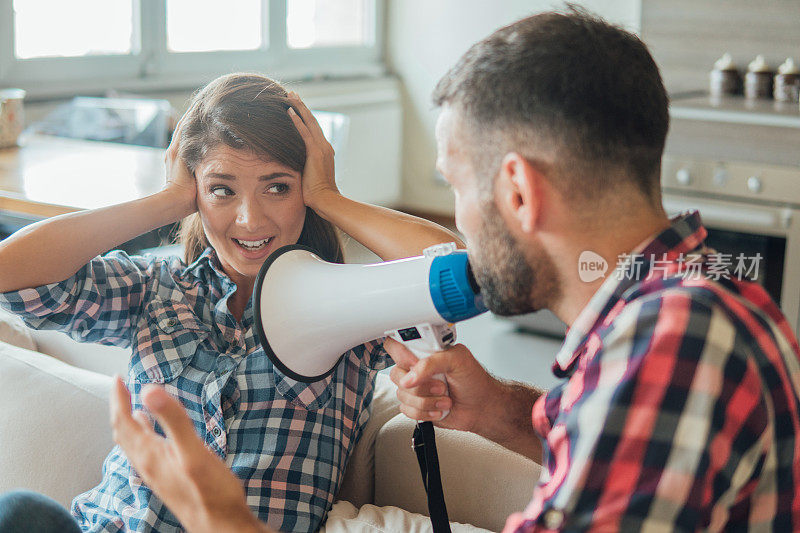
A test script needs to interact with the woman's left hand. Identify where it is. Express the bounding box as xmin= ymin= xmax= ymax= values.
xmin=286 ymin=92 xmax=341 ymax=211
